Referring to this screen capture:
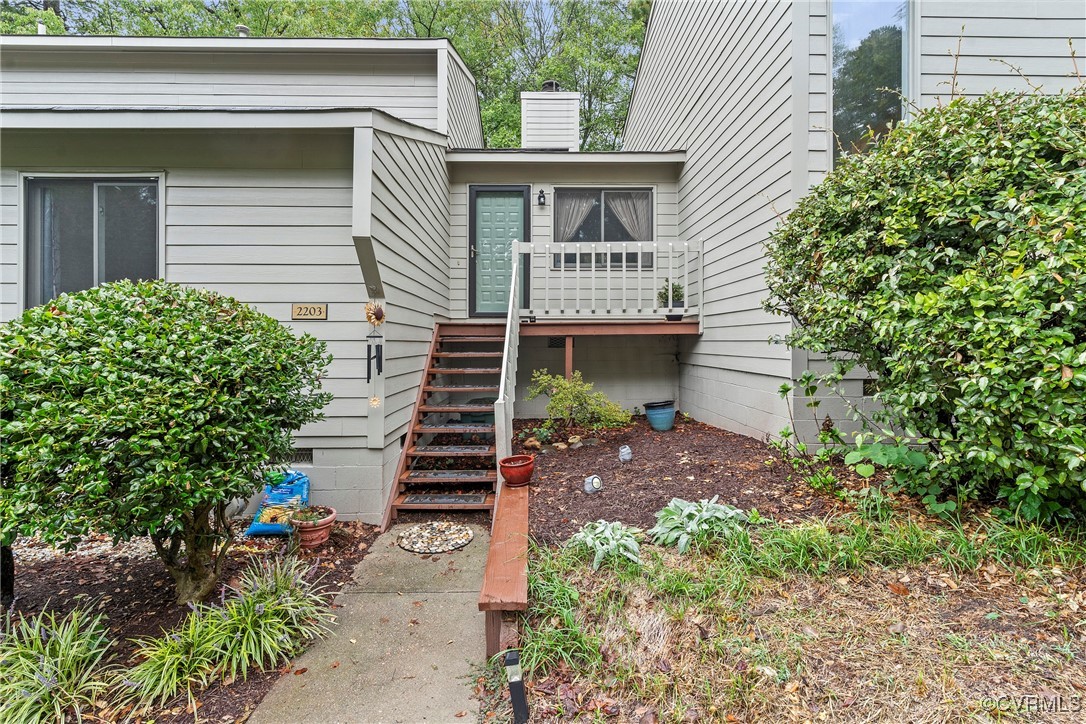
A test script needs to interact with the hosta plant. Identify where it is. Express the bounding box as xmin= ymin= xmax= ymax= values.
xmin=648 ymin=496 xmax=749 ymax=553
xmin=0 ymin=609 xmax=115 ymax=724
xmin=0 ymin=280 xmax=332 ymax=603
xmin=566 ymin=520 xmax=642 ymax=570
